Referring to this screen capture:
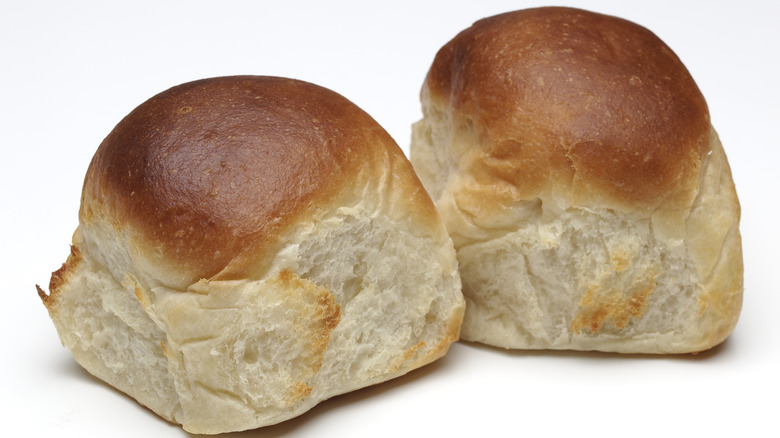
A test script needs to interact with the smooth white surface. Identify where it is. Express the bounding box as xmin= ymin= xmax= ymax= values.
xmin=3 ymin=1 xmax=778 ymax=436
